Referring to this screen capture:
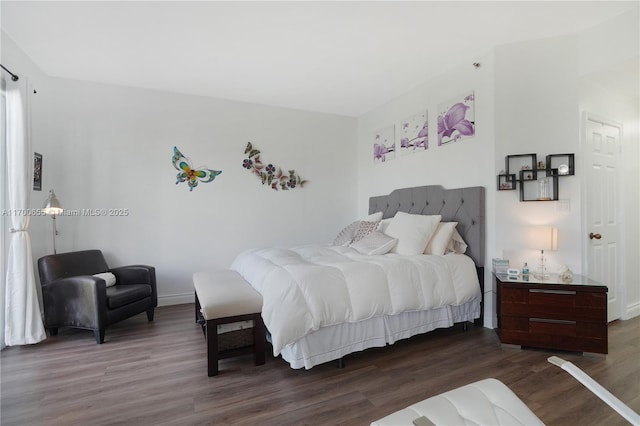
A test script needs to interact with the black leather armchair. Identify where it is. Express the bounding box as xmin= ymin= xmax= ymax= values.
xmin=37 ymin=250 xmax=157 ymax=344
